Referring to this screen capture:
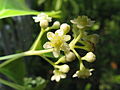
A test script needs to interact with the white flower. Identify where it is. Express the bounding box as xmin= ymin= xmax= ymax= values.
xmin=58 ymin=64 xmax=70 ymax=73
xmin=33 ymin=13 xmax=52 ymax=28
xmin=70 ymin=16 xmax=94 ymax=29
xmin=81 ymin=52 xmax=96 ymax=62
xmin=43 ymin=30 xmax=71 ymax=58
xmin=33 ymin=13 xmax=52 ymax=23
xmin=73 ymin=68 xmax=94 ymax=78
xmin=51 ymin=70 xmax=66 ymax=82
